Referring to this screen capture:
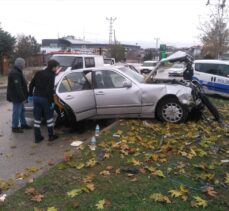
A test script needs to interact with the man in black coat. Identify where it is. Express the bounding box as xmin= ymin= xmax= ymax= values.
xmin=7 ymin=57 xmax=32 ymax=133
xmin=28 ymin=60 xmax=60 ymax=143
